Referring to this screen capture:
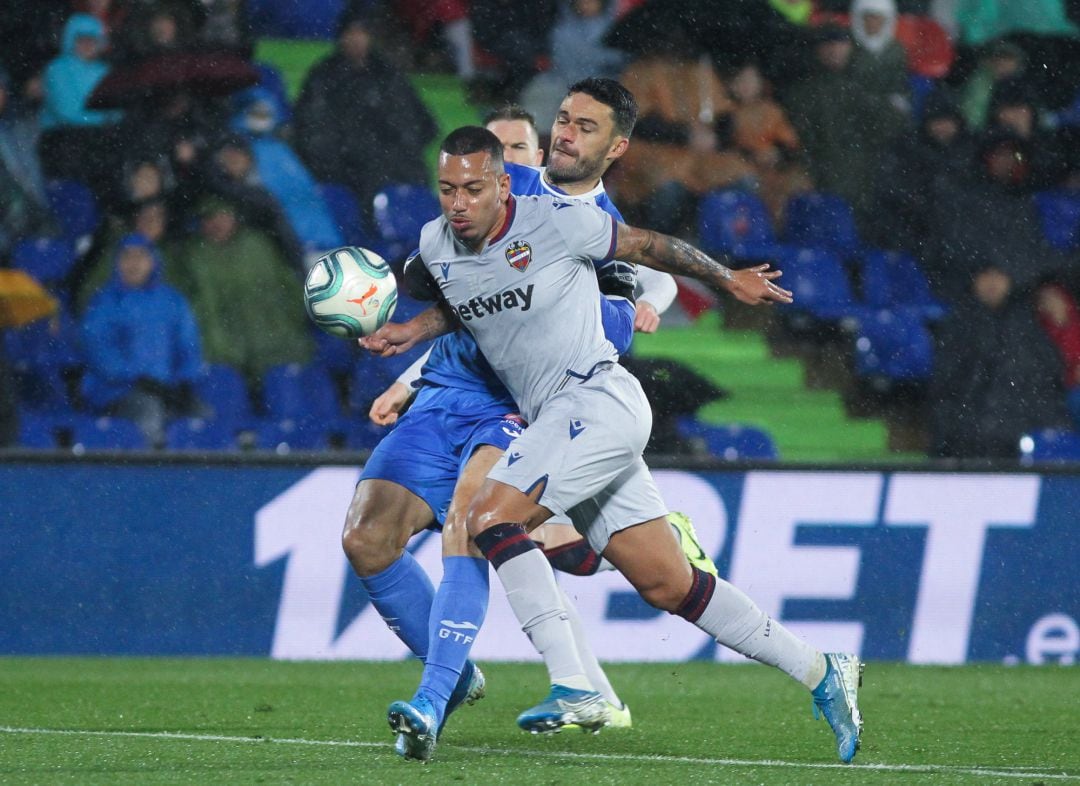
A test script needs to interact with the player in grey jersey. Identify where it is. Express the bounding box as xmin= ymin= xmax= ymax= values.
xmin=363 ymin=127 xmax=864 ymax=764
